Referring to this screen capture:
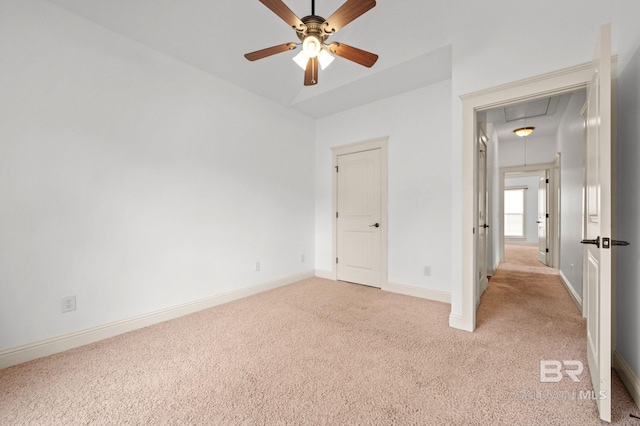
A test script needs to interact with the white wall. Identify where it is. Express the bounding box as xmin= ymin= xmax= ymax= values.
xmin=616 ymin=42 xmax=640 ymax=386
xmin=499 ymin=136 xmax=557 ymax=168
xmin=0 ymin=1 xmax=315 ymax=351
xmin=315 ymin=80 xmax=452 ymax=293
xmin=556 ymin=90 xmax=587 ymax=299
xmin=504 ymin=175 xmax=542 ymax=245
